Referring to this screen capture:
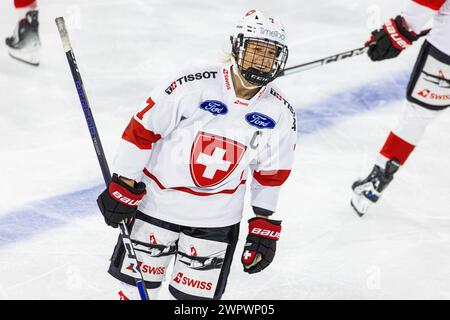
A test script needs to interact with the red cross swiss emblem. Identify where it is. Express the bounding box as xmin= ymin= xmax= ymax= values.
xmin=190 ymin=131 xmax=247 ymax=188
